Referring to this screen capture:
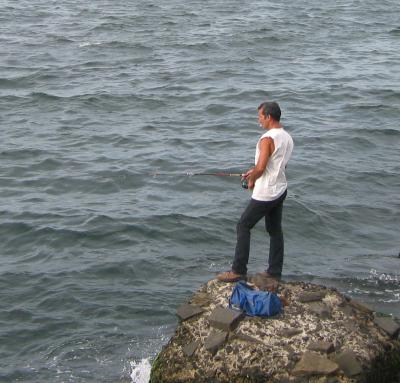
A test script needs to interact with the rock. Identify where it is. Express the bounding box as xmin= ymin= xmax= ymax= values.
xmin=208 ymin=306 xmax=244 ymax=332
xmin=334 ymin=350 xmax=363 ymax=377
xmin=234 ymin=331 xmax=262 ymax=343
xmin=204 ymin=331 xmax=228 ymax=355
xmin=190 ymin=292 xmax=211 ymax=307
xmin=150 ymin=279 xmax=400 ymax=383
xmin=225 ymin=345 xmax=233 ymax=353
xmin=308 ymin=341 xmax=335 ymax=354
xmin=279 ymin=327 xmax=303 ymax=337
xmin=250 ymin=272 xmax=279 ymax=292
xmin=339 ymin=303 xmax=354 ymax=317
xmin=292 ymin=351 xmax=339 ymax=375
xmin=273 ymin=373 xmax=291 ymax=383
xmin=182 ymin=340 xmax=200 ymax=357
xmin=374 ymin=316 xmax=400 ymax=338
xmin=347 ymin=299 xmax=374 ymax=314
xmin=298 ymin=291 xmax=326 ymax=303
xmin=307 ymin=302 xmax=331 ymax=318
xmin=176 ymin=303 xmax=203 ymax=321
xmin=239 ymin=366 xmax=269 ymax=381
xmin=343 ymin=320 xmax=358 ymax=332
